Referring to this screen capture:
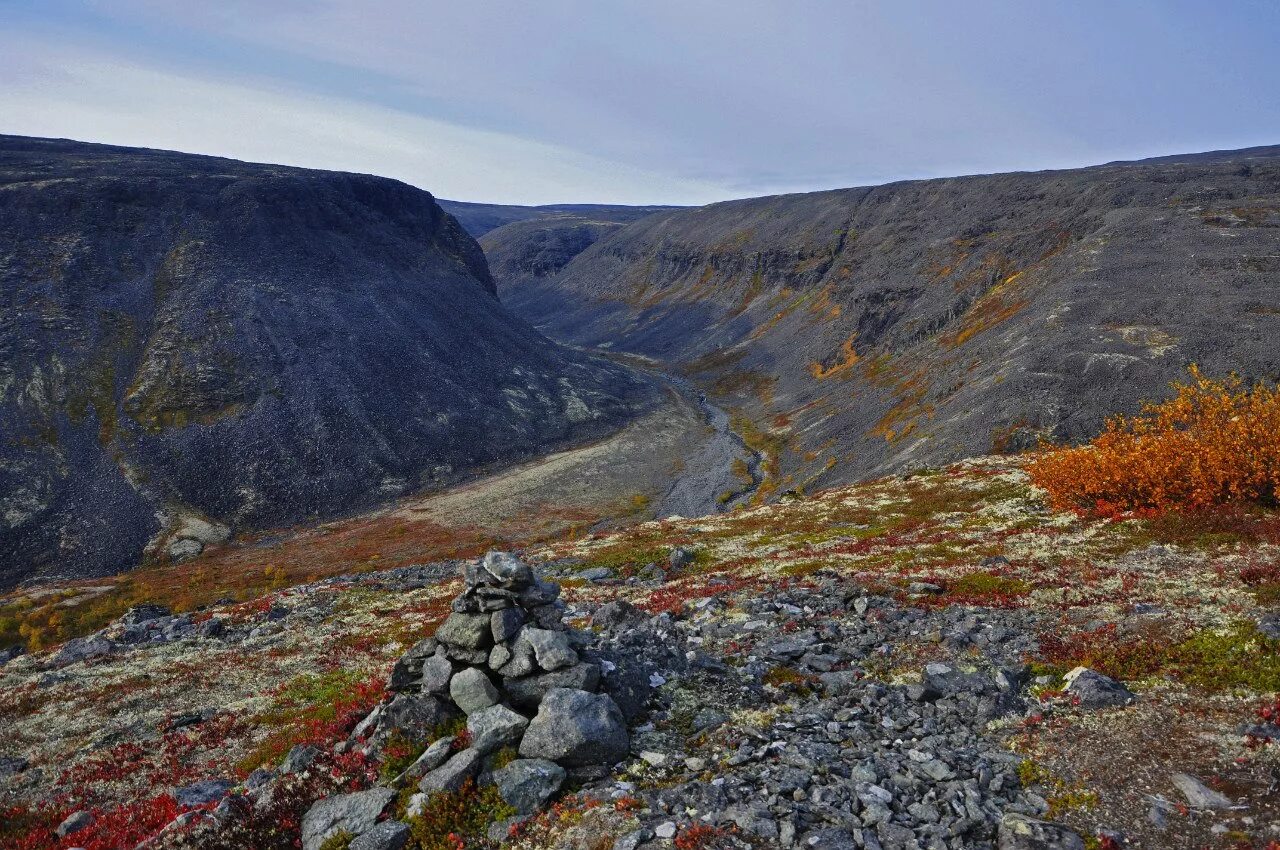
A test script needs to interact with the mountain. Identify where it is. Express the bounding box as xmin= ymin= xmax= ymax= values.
xmin=0 ymin=136 xmax=659 ymax=588
xmin=437 ymin=200 xmax=678 ymax=238
xmin=493 ymin=145 xmax=1280 ymax=499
